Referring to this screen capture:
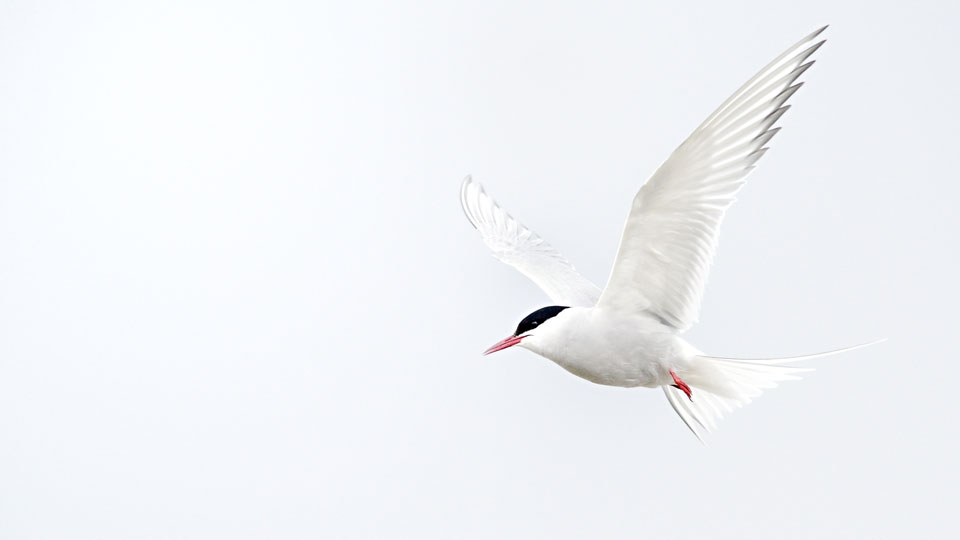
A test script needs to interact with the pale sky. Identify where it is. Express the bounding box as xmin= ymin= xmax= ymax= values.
xmin=1 ymin=1 xmax=957 ymax=538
